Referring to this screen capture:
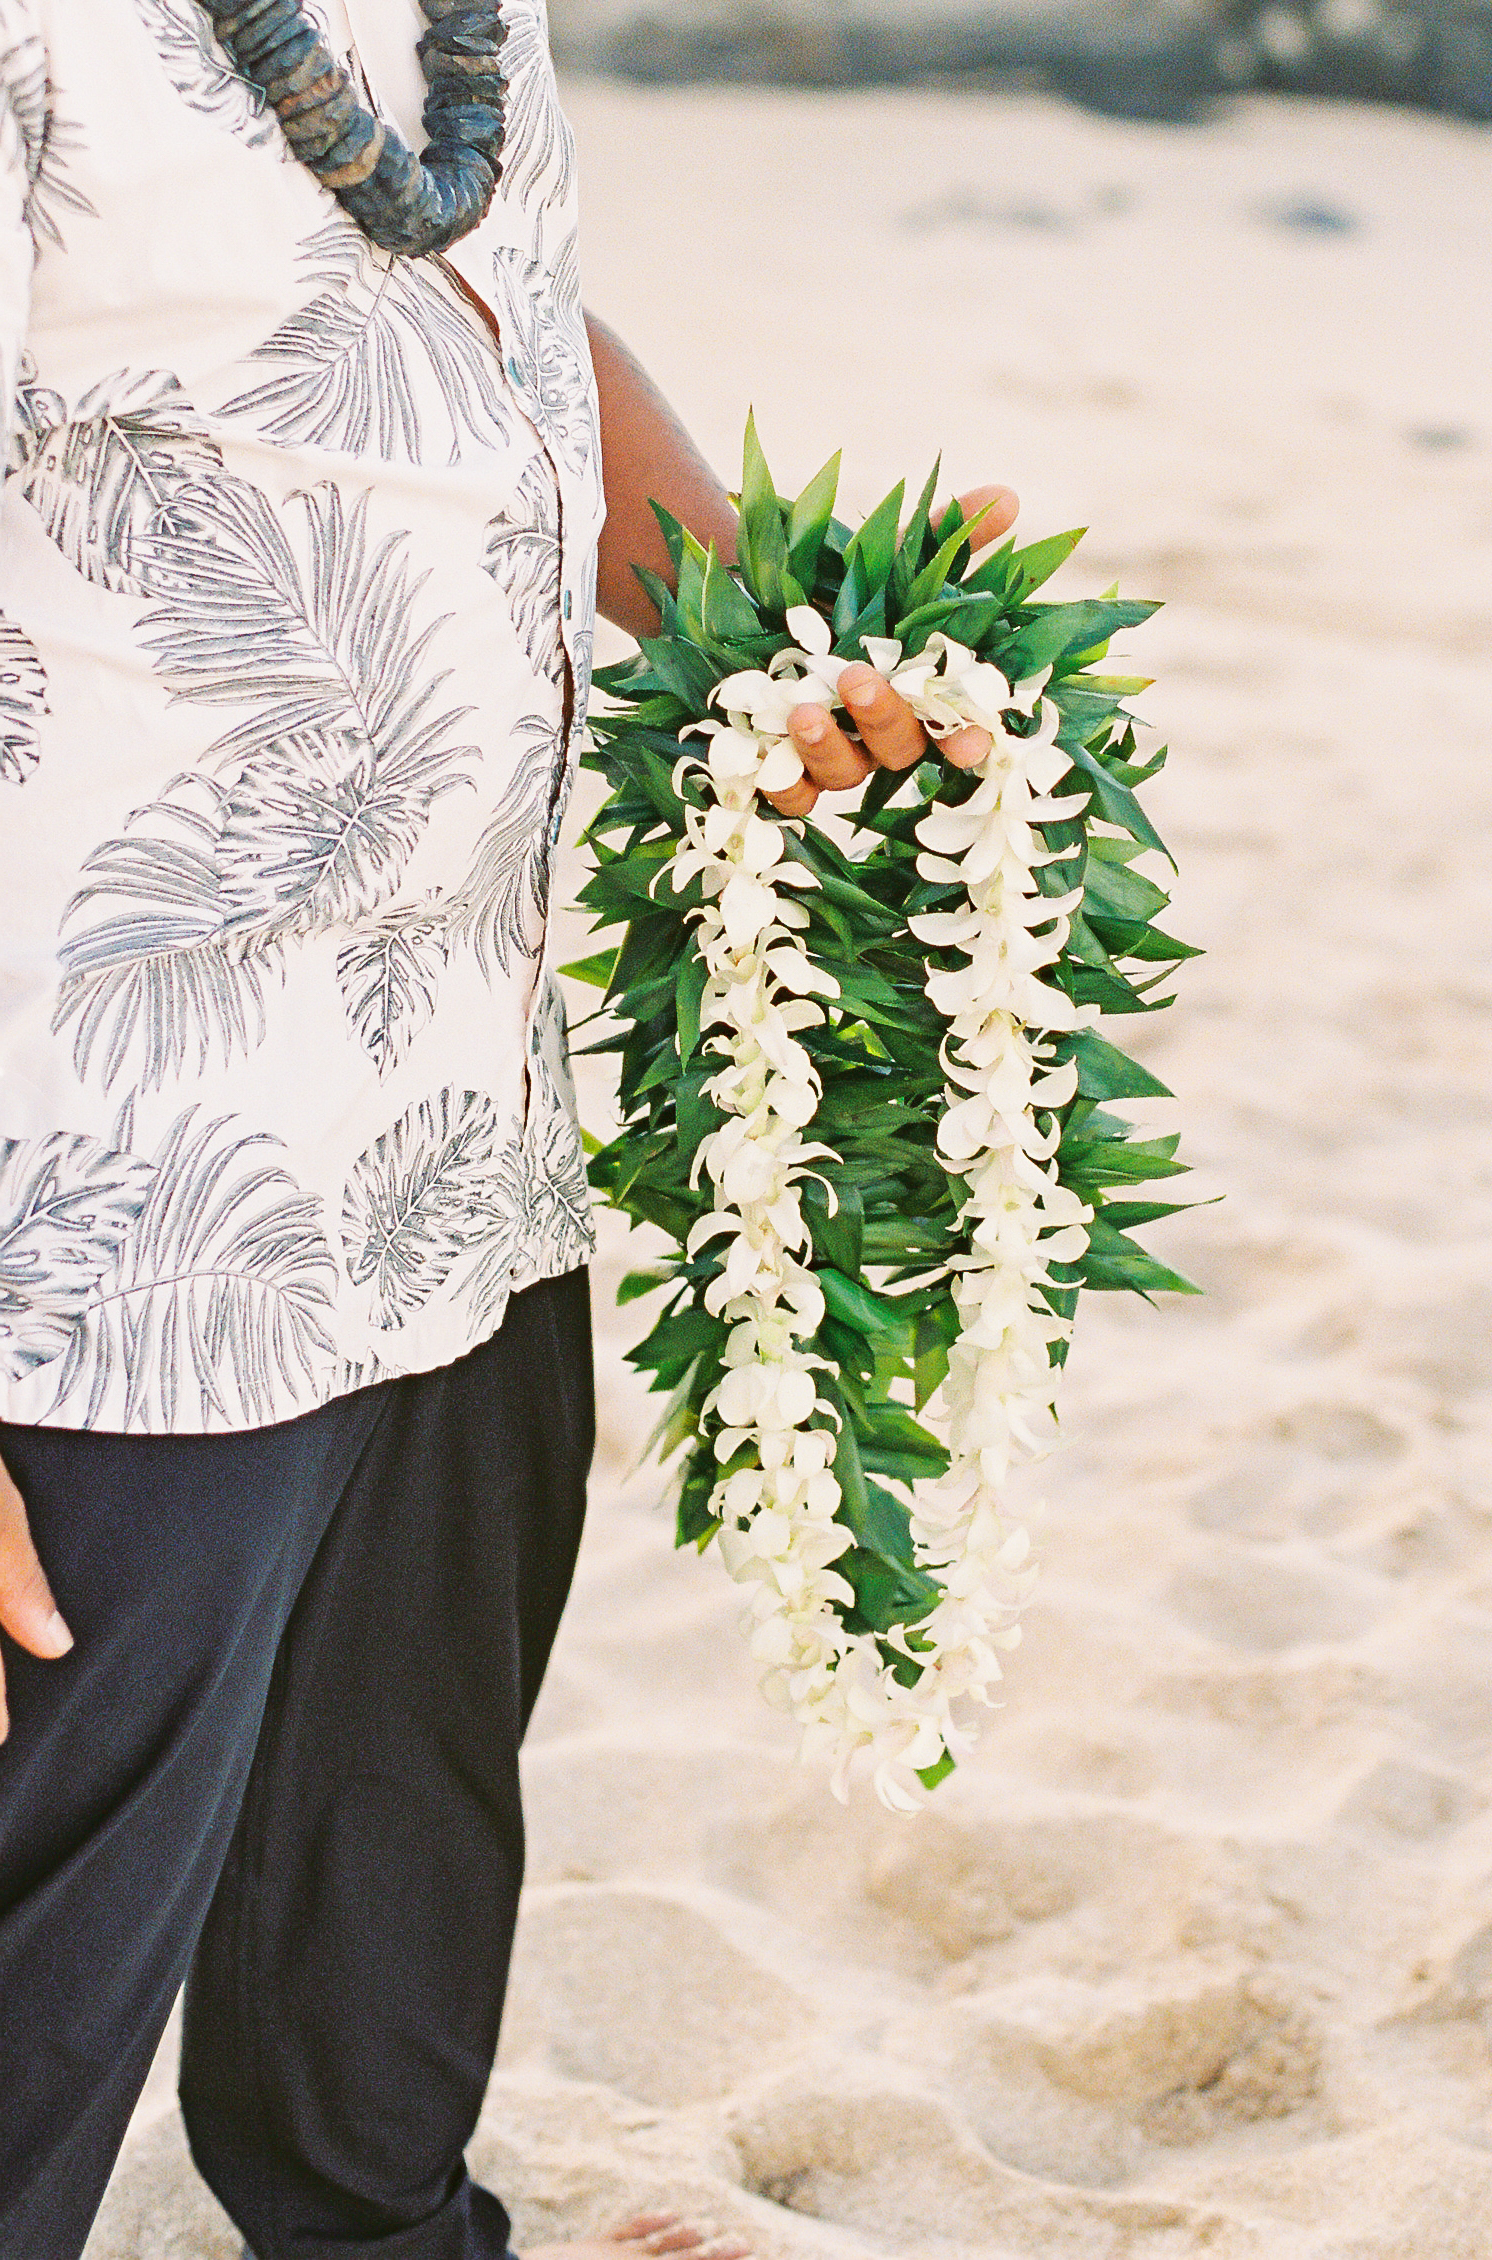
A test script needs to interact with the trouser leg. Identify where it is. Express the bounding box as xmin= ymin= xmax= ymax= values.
xmin=0 ymin=1387 xmax=387 ymax=2260
xmin=180 ymin=1268 xmax=595 ymax=2260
